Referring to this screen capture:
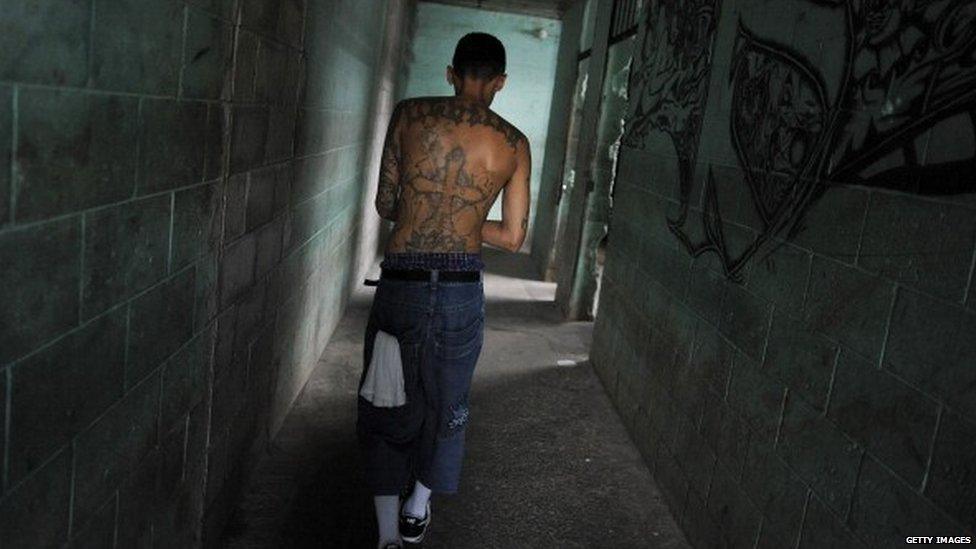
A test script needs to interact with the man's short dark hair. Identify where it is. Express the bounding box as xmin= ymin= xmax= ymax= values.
xmin=452 ymin=32 xmax=506 ymax=80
